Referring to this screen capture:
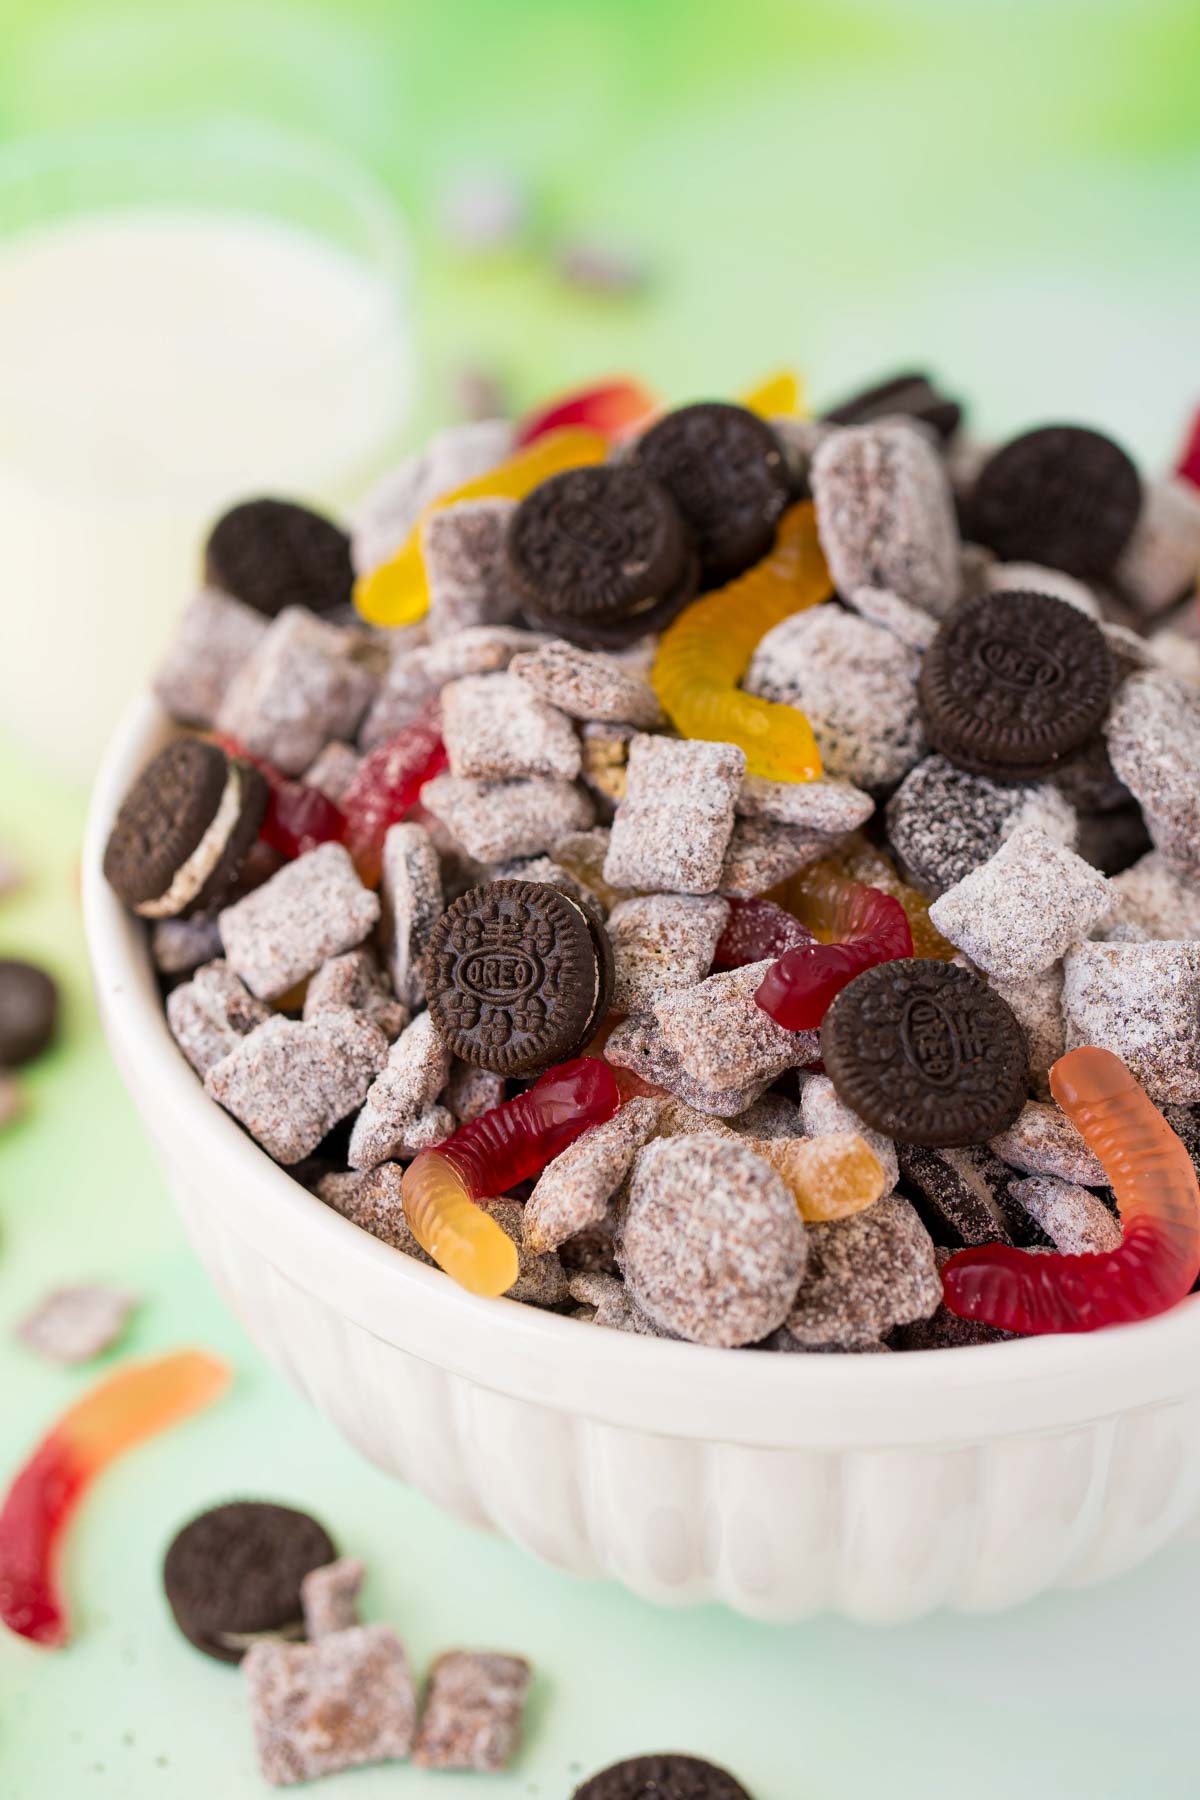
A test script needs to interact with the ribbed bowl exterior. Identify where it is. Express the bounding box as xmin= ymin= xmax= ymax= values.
xmin=84 ymin=698 xmax=1200 ymax=1624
